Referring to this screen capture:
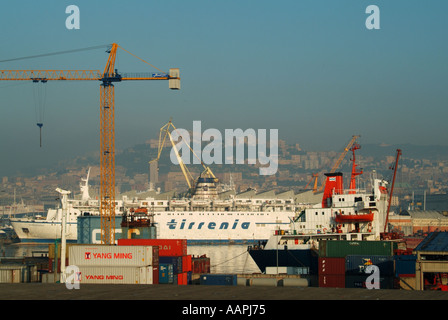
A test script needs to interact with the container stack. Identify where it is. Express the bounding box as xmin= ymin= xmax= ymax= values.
xmin=68 ymin=245 xmax=159 ymax=284
xmin=117 ymin=238 xmax=193 ymax=285
xmin=318 ymin=240 xmax=396 ymax=289
xmin=394 ymin=254 xmax=417 ymax=290
xmin=318 ymin=257 xmax=345 ymax=288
